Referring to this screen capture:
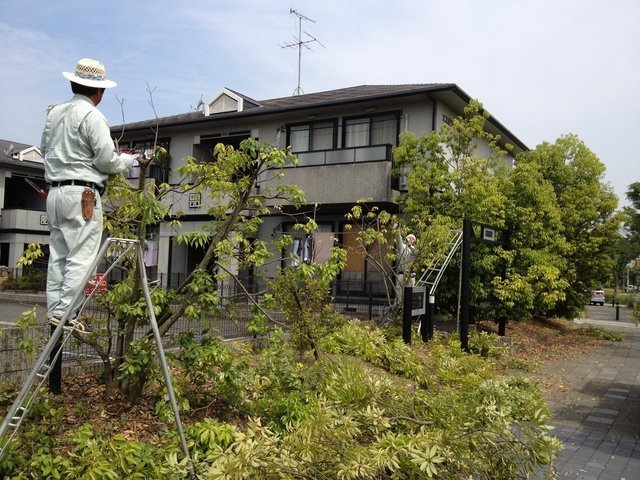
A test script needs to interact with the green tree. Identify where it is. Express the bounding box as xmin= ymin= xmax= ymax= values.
xmin=515 ymin=135 xmax=621 ymax=317
xmin=393 ymin=104 xmax=621 ymax=324
xmin=16 ymin=137 xmax=309 ymax=401
xmin=268 ymin=240 xmax=347 ymax=360
xmin=613 ymin=182 xmax=640 ymax=291
xmin=108 ymin=139 xmax=306 ymax=400
xmin=394 ymin=99 xmax=510 ymax=230
xmin=492 ymin=160 xmax=569 ymax=320
xmin=393 ymin=100 xmax=512 ymax=317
